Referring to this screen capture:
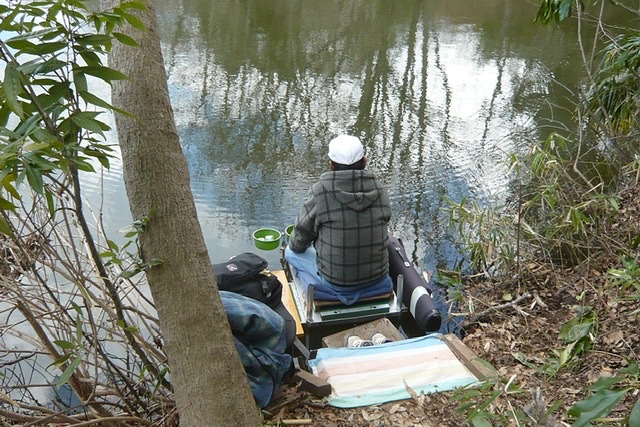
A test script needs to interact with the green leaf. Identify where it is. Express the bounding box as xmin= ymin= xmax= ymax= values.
xmin=512 ymin=352 xmax=541 ymax=369
xmin=470 ymin=416 xmax=493 ymax=427
xmin=56 ymin=355 xmax=82 ymax=388
xmin=31 ymin=58 xmax=67 ymax=75
xmin=559 ymin=315 xmax=593 ymax=342
xmin=119 ymin=1 xmax=149 ymax=12
xmin=76 ymin=66 xmax=128 ymax=83
xmin=0 ymin=5 xmax=21 ymax=32
xmin=0 ymin=215 xmax=13 ymax=236
xmin=630 ymin=398 xmax=640 ymax=427
xmin=76 ymin=314 xmax=82 ymax=343
xmin=1 ymin=177 xmax=20 ymax=200
xmin=46 ymin=190 xmax=55 ymax=218
xmin=70 ymin=112 xmax=108 ymax=136
xmin=73 ymin=67 xmax=88 ymax=93
xmin=20 ymin=41 xmax=67 ymax=56
xmin=567 ymin=388 xmax=628 ymax=427
xmin=0 ymin=104 xmax=11 ymax=127
xmin=72 ymin=157 xmax=96 ymax=173
xmin=78 ymin=49 xmax=102 ymax=67
xmin=75 ymin=280 xmax=93 ymax=307
xmin=558 ymin=0 xmax=572 ymax=21
xmin=74 ymin=34 xmax=113 ymax=49
xmin=51 ymin=353 xmax=71 ymax=368
xmin=25 ymin=164 xmax=44 ymax=195
xmin=53 ymin=340 xmax=76 ymax=350
xmin=112 ymin=32 xmax=139 ymax=47
xmin=122 ymin=11 xmax=146 ymax=30
xmin=121 ymin=267 xmax=141 ymax=279
xmin=0 ymin=197 xmax=17 ymax=210
xmin=78 ymin=90 xmax=132 ymax=117
xmin=3 ymin=62 xmax=24 ymax=118
xmin=107 ymin=239 xmax=119 ymax=251
xmin=619 ymin=362 xmax=639 ymax=376
xmin=589 ymin=375 xmax=624 ymax=391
